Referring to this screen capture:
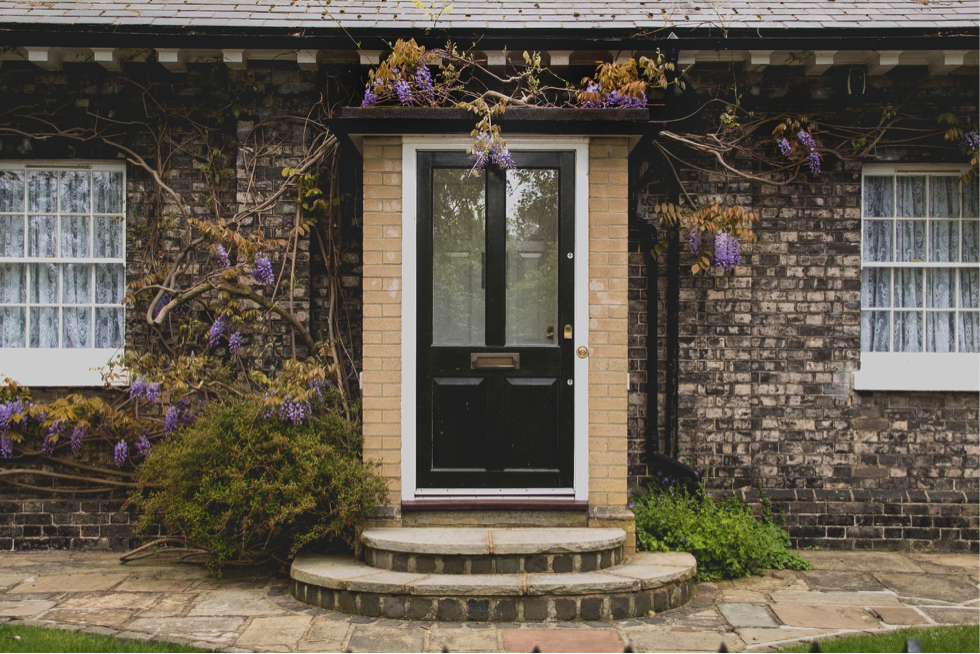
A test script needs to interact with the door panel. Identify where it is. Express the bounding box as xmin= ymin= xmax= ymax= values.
xmin=431 ymin=377 xmax=487 ymax=471
xmin=417 ymin=151 xmax=575 ymax=490
xmin=502 ymin=378 xmax=560 ymax=471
